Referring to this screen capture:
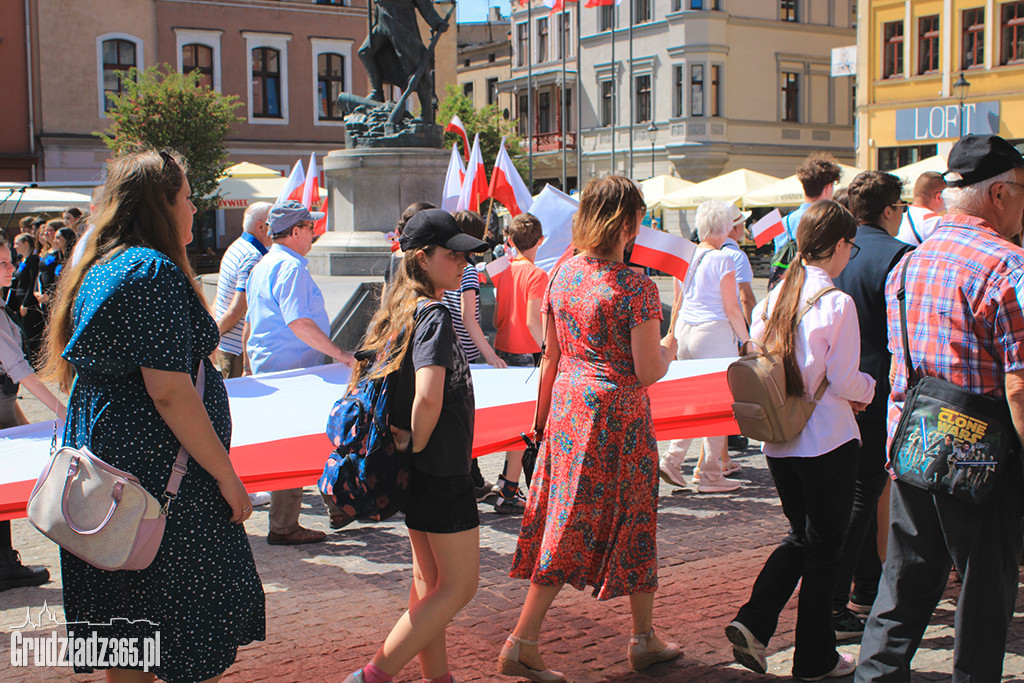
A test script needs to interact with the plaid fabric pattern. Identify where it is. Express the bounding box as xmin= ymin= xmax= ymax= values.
xmin=884 ymin=215 xmax=1024 ymax=461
